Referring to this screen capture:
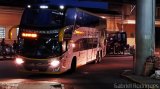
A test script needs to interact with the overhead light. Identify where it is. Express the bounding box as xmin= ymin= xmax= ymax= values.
xmin=123 ymin=20 xmax=135 ymax=24
xmin=59 ymin=5 xmax=64 ymax=10
xmin=123 ymin=20 xmax=160 ymax=25
xmin=27 ymin=5 xmax=31 ymax=8
xmin=40 ymin=5 xmax=48 ymax=9
xmin=155 ymin=21 xmax=160 ymax=25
